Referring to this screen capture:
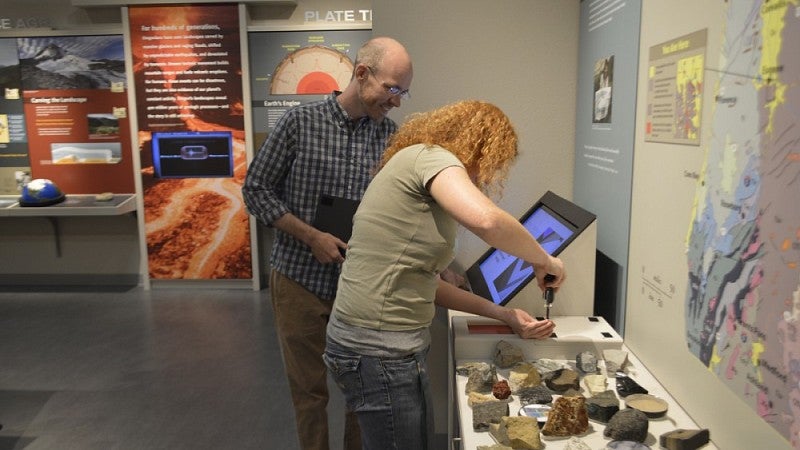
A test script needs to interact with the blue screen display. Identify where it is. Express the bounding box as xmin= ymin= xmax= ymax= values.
xmin=477 ymin=205 xmax=575 ymax=305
